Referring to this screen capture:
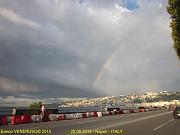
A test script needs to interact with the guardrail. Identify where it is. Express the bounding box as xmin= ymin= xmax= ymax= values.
xmin=0 ymin=107 xmax=164 ymax=126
